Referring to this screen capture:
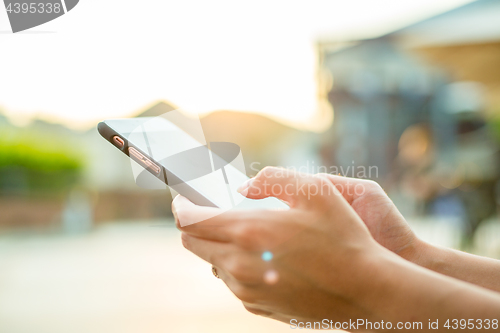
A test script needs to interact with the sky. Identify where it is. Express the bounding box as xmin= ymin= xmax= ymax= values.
xmin=0 ymin=0 xmax=474 ymax=131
